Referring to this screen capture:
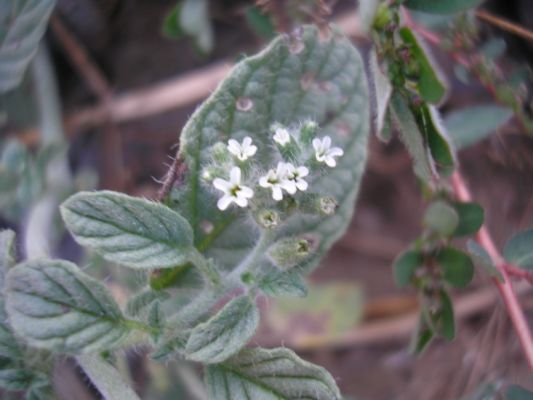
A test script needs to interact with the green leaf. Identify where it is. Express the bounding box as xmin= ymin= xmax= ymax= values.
xmin=258 ymin=269 xmax=307 ymax=298
xmin=389 ymin=91 xmax=437 ymax=185
xmin=245 ymin=6 xmax=275 ymax=40
xmin=409 ymin=314 xmax=434 ymax=354
xmin=399 ymin=27 xmax=448 ymax=105
xmin=404 ymin=0 xmax=485 ymax=14
xmin=503 ymin=228 xmax=533 ymax=269
xmin=414 ymin=104 xmax=456 ymax=176
xmin=205 ymin=347 xmax=341 ymax=399
xmin=185 ymin=295 xmax=259 ymax=364
xmin=0 ymin=0 xmax=56 ymax=92
xmin=438 ymin=289 xmax=455 ymax=340
xmin=369 ymin=50 xmax=393 ymax=142
xmin=423 ymin=200 xmax=459 ymax=236
xmin=125 ymin=289 xmax=170 ymax=317
xmin=162 ymin=3 xmax=184 ymax=39
xmin=480 ymin=38 xmax=506 ymax=60
xmin=0 ymin=229 xmax=16 ymax=283
xmin=393 ymin=249 xmax=423 ymax=287
xmin=5 ymin=259 xmax=131 ymax=353
xmin=174 ymin=25 xmax=369 ymax=276
xmin=61 ymin=191 xmax=196 ymax=270
xmin=505 ymin=385 xmax=533 ymax=400
xmin=359 ymin=0 xmax=381 ymax=33
xmin=151 ymin=331 xmax=188 ymax=362
xmin=180 ymin=0 xmax=213 ymax=54
xmin=452 ymin=202 xmax=484 ymax=237
xmin=467 ymin=240 xmax=503 ymax=280
xmin=0 ymin=368 xmax=43 ymax=391
xmin=444 ymin=105 xmax=513 ymax=149
xmin=436 ymin=247 xmax=474 ymax=288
